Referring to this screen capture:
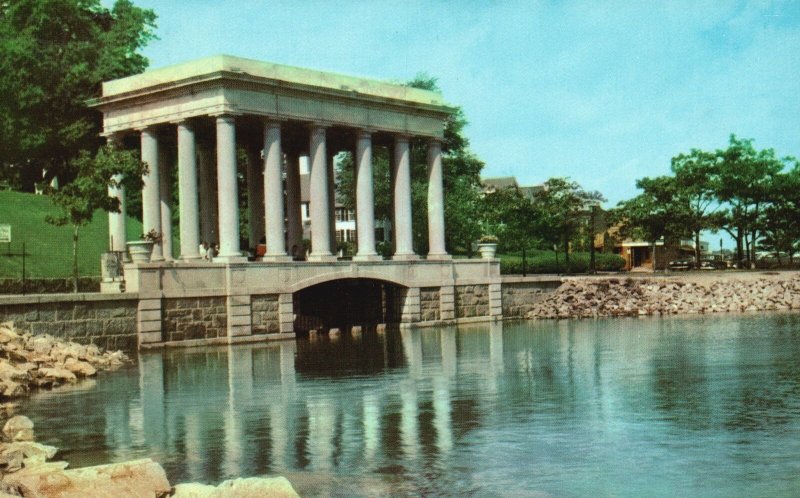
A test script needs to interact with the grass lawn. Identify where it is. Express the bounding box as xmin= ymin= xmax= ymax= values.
xmin=0 ymin=190 xmax=144 ymax=278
